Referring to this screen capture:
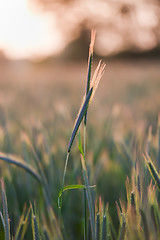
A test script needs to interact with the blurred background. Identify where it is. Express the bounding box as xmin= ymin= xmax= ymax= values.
xmin=0 ymin=0 xmax=159 ymax=128
xmin=0 ymin=1 xmax=160 ymax=237
xmin=0 ymin=0 xmax=160 ymax=59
